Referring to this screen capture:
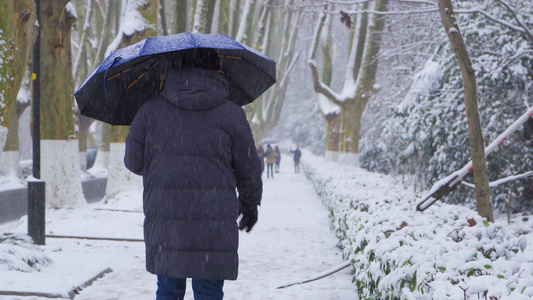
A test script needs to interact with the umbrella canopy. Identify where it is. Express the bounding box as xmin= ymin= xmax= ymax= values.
xmin=258 ymin=137 xmax=278 ymax=145
xmin=75 ymin=32 xmax=276 ymax=125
